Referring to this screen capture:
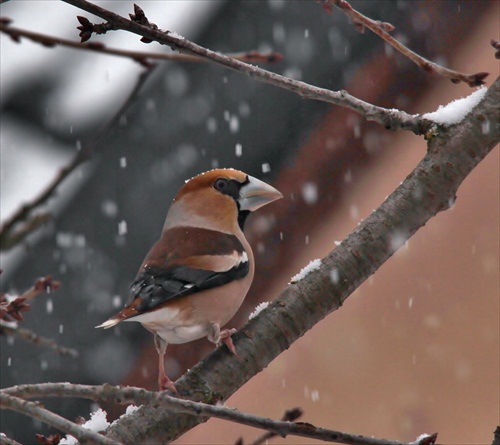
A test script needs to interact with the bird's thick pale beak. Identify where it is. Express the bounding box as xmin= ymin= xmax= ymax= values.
xmin=238 ymin=175 xmax=283 ymax=212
